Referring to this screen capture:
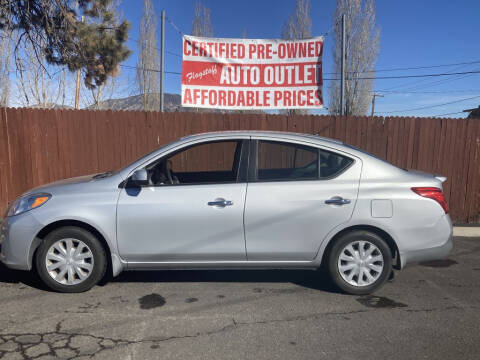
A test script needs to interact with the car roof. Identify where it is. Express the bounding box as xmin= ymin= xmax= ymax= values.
xmin=179 ymin=131 xmax=395 ymax=165
xmin=180 ymin=130 xmax=344 ymax=146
